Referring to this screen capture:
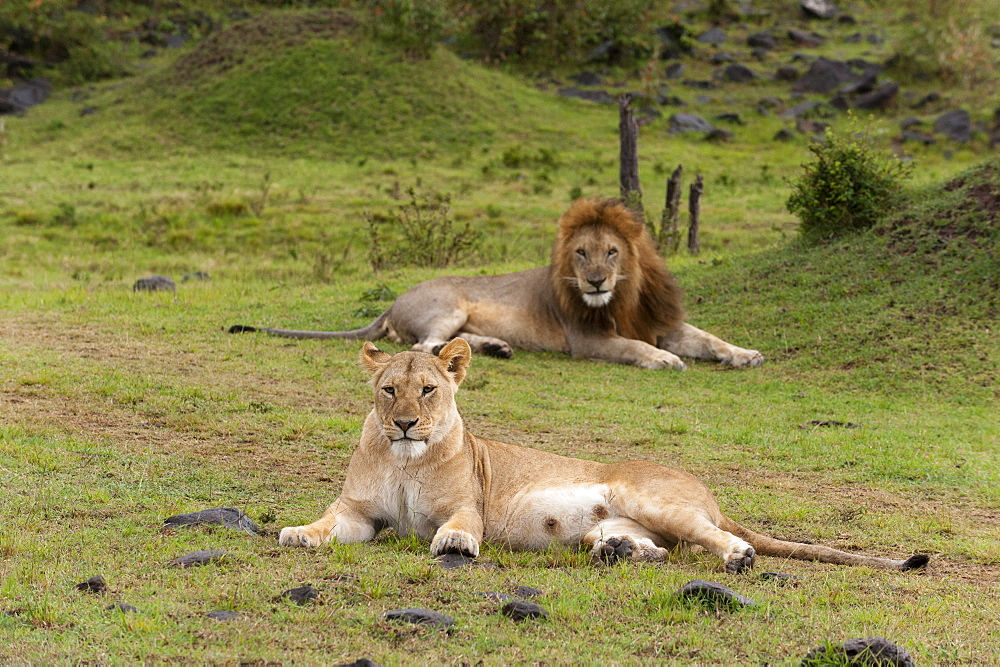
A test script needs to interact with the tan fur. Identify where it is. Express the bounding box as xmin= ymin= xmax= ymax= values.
xmin=232 ymin=198 xmax=765 ymax=370
xmin=279 ymin=340 xmax=928 ymax=574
